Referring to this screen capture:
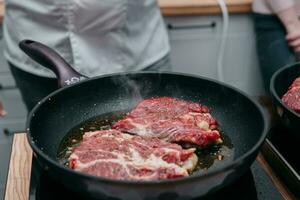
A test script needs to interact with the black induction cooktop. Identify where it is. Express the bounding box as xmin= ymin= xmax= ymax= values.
xmin=27 ymin=158 xmax=284 ymax=200
xmin=262 ymin=123 xmax=300 ymax=197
